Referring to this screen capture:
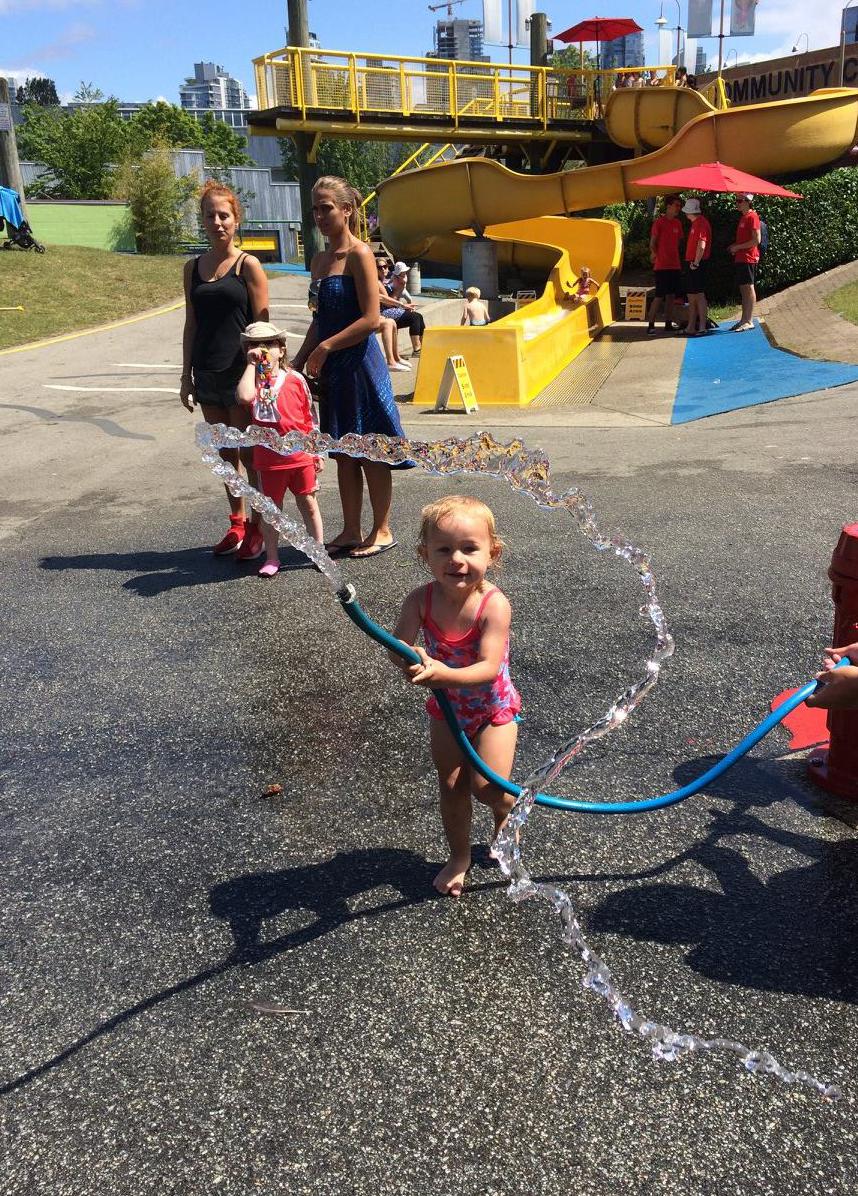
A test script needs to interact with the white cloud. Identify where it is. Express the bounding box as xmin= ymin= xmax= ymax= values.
xmin=753 ymin=0 xmax=843 ymax=51
xmin=25 ymin=22 xmax=97 ymax=62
